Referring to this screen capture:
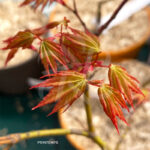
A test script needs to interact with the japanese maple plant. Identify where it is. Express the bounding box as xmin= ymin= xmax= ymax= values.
xmin=0 ymin=0 xmax=149 ymax=150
